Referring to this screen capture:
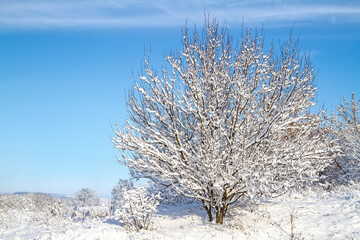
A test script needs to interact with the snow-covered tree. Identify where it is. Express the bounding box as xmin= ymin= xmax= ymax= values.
xmin=113 ymin=18 xmax=334 ymax=224
xmin=110 ymin=179 xmax=134 ymax=213
xmin=114 ymin=186 xmax=160 ymax=232
xmin=73 ymin=188 xmax=99 ymax=207
xmin=330 ymin=93 xmax=360 ymax=182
